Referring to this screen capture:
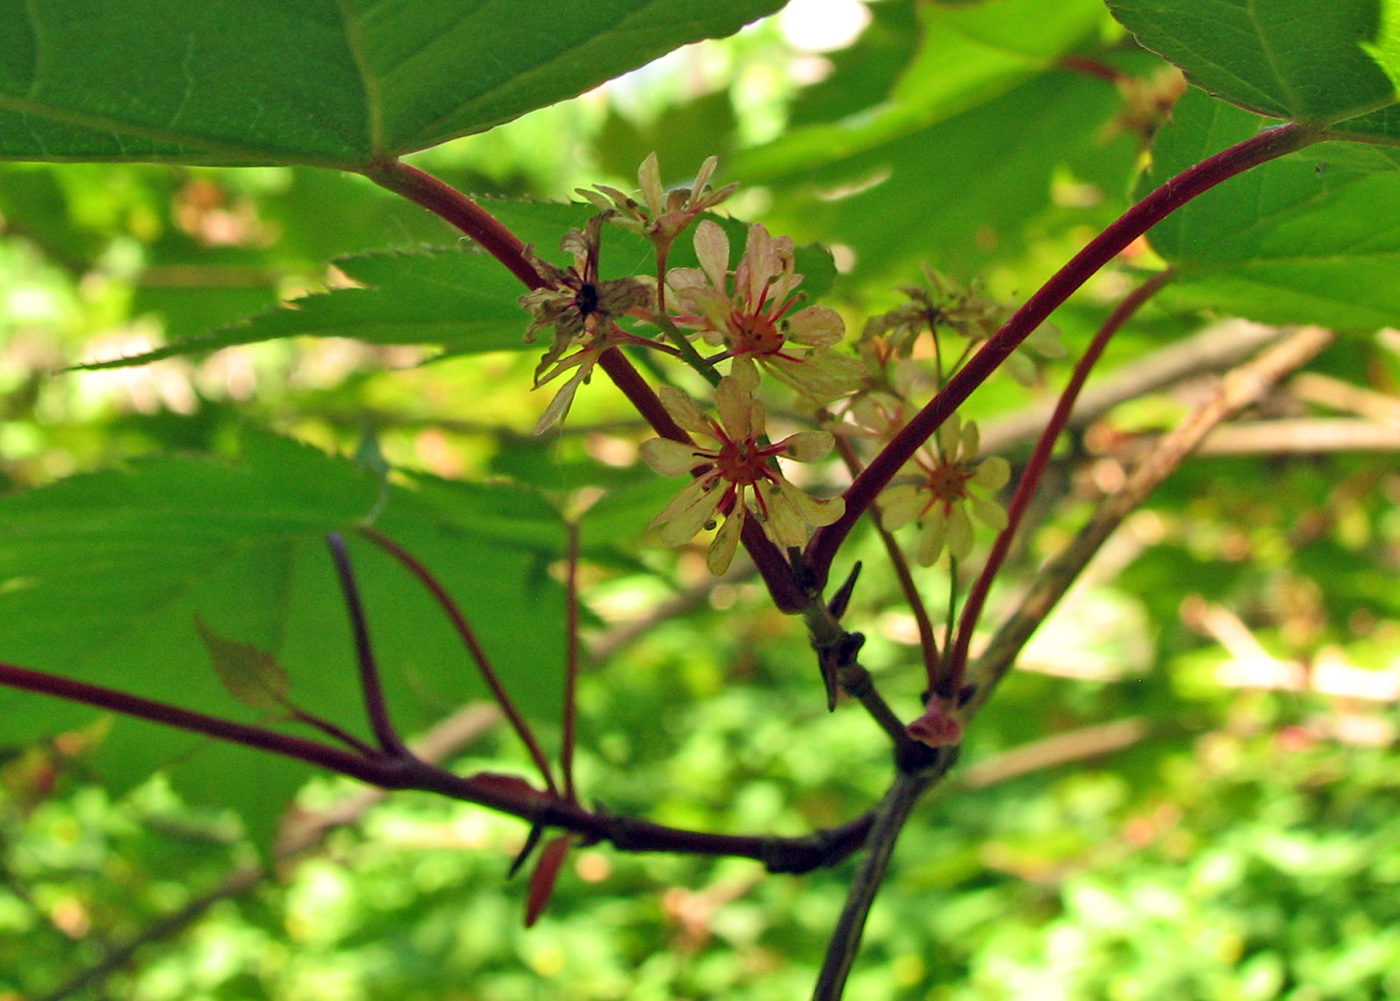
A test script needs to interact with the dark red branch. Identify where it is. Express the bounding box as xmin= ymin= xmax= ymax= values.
xmin=805 ymin=121 xmax=1318 ymax=585
xmin=368 ymin=159 xmax=807 ymax=610
xmin=940 ymin=269 xmax=1174 ymax=698
xmin=0 ymin=658 xmax=871 ymax=872
xmin=362 ymin=159 xmax=544 ymax=290
xmin=356 ymin=525 xmax=560 ymax=795
xmin=327 ymin=533 xmax=410 ymax=757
